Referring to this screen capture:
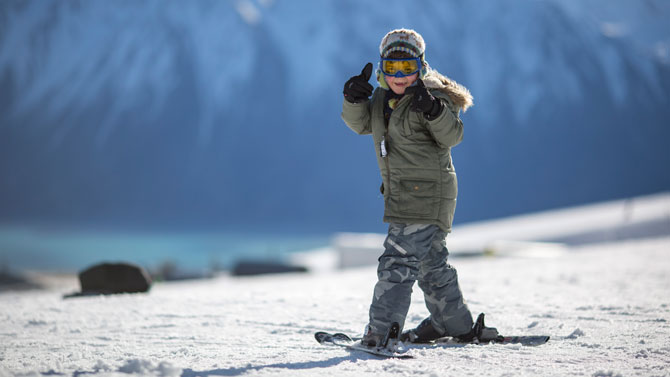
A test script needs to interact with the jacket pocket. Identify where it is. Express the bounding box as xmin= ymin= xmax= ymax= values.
xmin=397 ymin=178 xmax=438 ymax=216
